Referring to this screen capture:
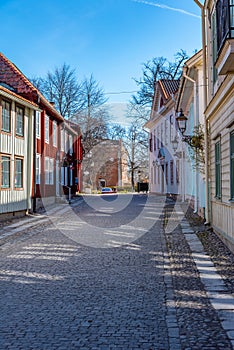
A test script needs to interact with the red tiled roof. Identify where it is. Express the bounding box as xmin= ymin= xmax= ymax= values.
xmin=0 ymin=52 xmax=64 ymax=121
xmin=0 ymin=52 xmax=37 ymax=97
xmin=158 ymin=79 xmax=180 ymax=100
